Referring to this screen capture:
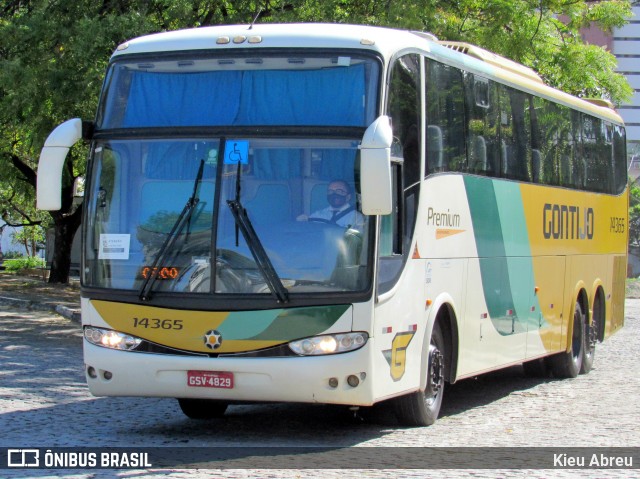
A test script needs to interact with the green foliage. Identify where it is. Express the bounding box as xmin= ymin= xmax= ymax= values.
xmin=3 ymin=255 xmax=46 ymax=272
xmin=1 ymin=250 xmax=23 ymax=260
xmin=303 ymin=0 xmax=633 ymax=105
xmin=141 ymin=210 xmax=214 ymax=234
xmin=0 ymin=0 xmax=635 ymax=280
